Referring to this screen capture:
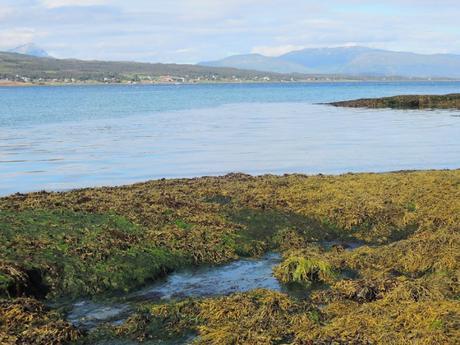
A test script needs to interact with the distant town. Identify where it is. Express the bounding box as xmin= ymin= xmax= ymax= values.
xmin=0 ymin=72 xmax=445 ymax=87
xmin=0 ymin=73 xmax=307 ymax=86
xmin=1 ymin=74 xmax=388 ymax=86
